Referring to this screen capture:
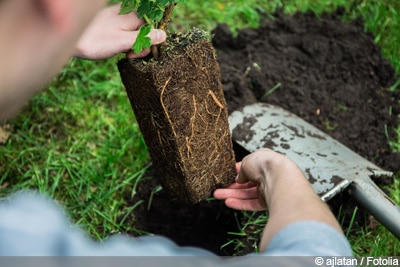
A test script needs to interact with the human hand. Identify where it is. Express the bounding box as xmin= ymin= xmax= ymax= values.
xmin=216 ymin=149 xmax=345 ymax=251
xmin=213 ymin=162 xmax=267 ymax=211
xmin=74 ymin=3 xmax=167 ymax=60
xmin=214 ymin=148 xmax=302 ymax=211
